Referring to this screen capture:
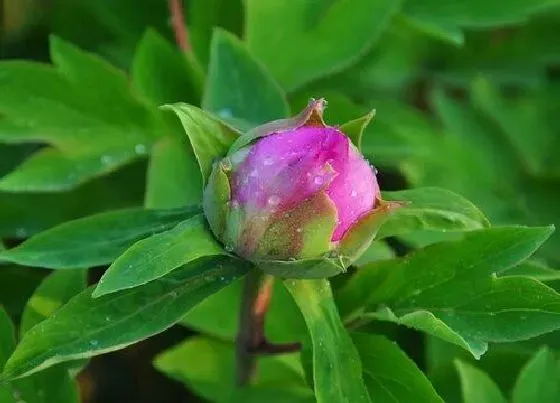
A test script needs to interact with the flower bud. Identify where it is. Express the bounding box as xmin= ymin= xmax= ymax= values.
xmin=203 ymin=99 xmax=399 ymax=276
